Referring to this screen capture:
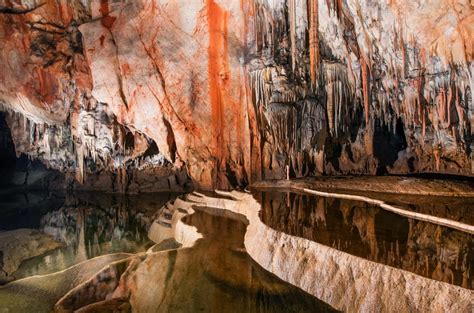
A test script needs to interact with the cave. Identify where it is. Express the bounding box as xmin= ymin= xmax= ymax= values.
xmin=0 ymin=112 xmax=16 ymax=187
xmin=0 ymin=1 xmax=473 ymax=312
